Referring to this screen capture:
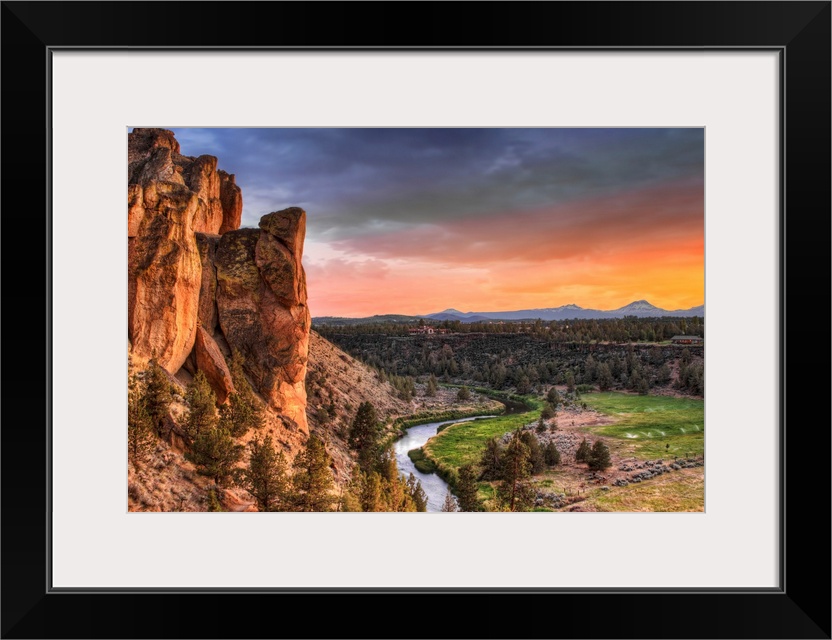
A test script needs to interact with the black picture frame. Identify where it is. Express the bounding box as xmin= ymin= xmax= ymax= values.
xmin=2 ymin=2 xmax=829 ymax=638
